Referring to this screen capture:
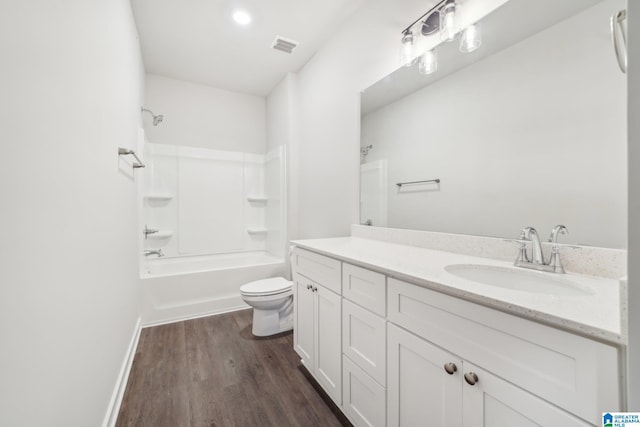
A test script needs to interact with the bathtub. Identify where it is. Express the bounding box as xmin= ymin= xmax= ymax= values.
xmin=140 ymin=251 xmax=286 ymax=326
